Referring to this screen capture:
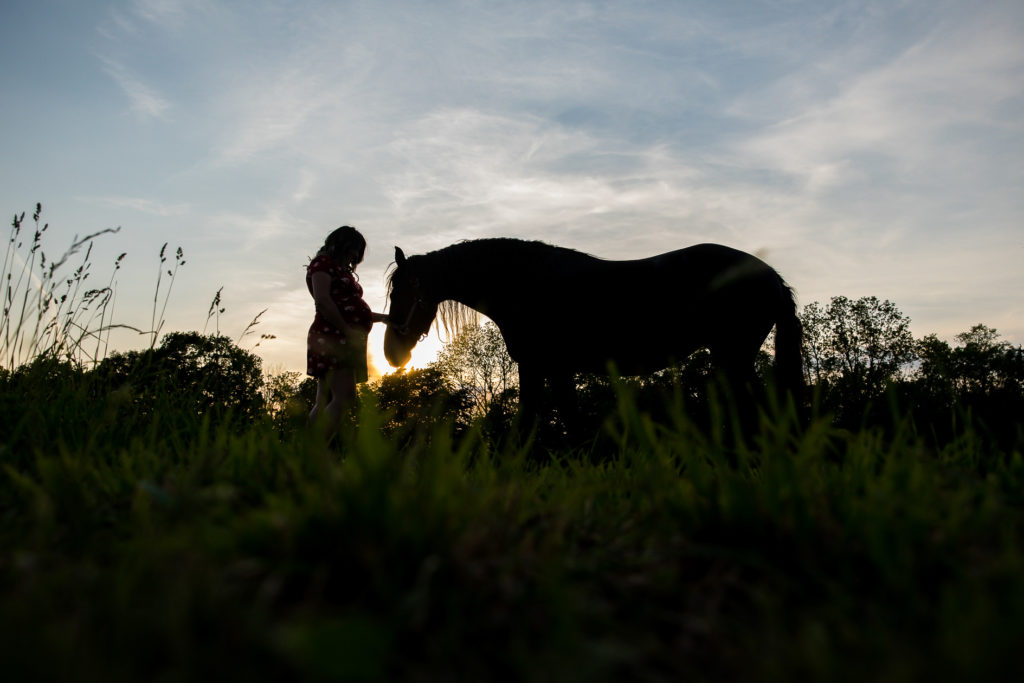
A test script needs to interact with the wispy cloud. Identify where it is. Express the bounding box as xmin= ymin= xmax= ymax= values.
xmin=729 ymin=4 xmax=1024 ymax=193
xmin=291 ymin=168 xmax=317 ymax=203
xmin=130 ymin=0 xmax=211 ymax=31
xmin=101 ymin=58 xmax=172 ymax=119
xmin=83 ymin=195 xmax=189 ymax=216
xmin=206 ymin=207 xmax=302 ymax=250
xmin=209 ymin=58 xmax=355 ymax=164
xmin=202 ymin=169 xmax=324 ymax=251
xmin=378 ymin=107 xmax=816 ymax=259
